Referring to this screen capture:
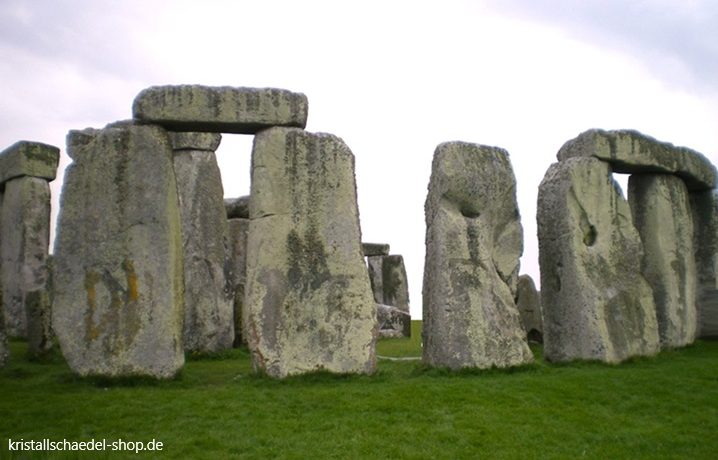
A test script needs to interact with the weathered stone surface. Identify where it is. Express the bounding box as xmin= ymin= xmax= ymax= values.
xmin=225 ymin=196 xmax=250 ymax=219
xmin=516 ymin=274 xmax=542 ymax=343
xmin=228 ymin=218 xmax=250 ymax=346
xmin=362 ymin=243 xmax=390 ymax=257
xmin=0 ymin=177 xmax=52 ymax=339
xmin=173 ymin=148 xmax=234 ymax=353
xmin=368 ymin=255 xmax=411 ymax=337
xmin=422 ymin=141 xmax=532 ymax=370
xmin=376 ymin=304 xmax=411 ymax=338
xmin=133 ymin=85 xmax=308 ymax=134
xmin=169 ymin=132 xmax=222 ymax=151
xmin=0 ymin=141 xmax=60 ymax=184
xmin=557 ymin=129 xmax=716 ymax=191
xmin=689 ymin=190 xmax=718 ymax=337
xmin=53 ymin=124 xmax=184 ymax=379
xmin=0 ymin=262 xmax=7 ymax=367
xmin=538 ymin=157 xmax=660 ymax=363
xmin=628 ymin=174 xmax=697 ymax=348
xmin=245 ymin=127 xmax=376 ymax=378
